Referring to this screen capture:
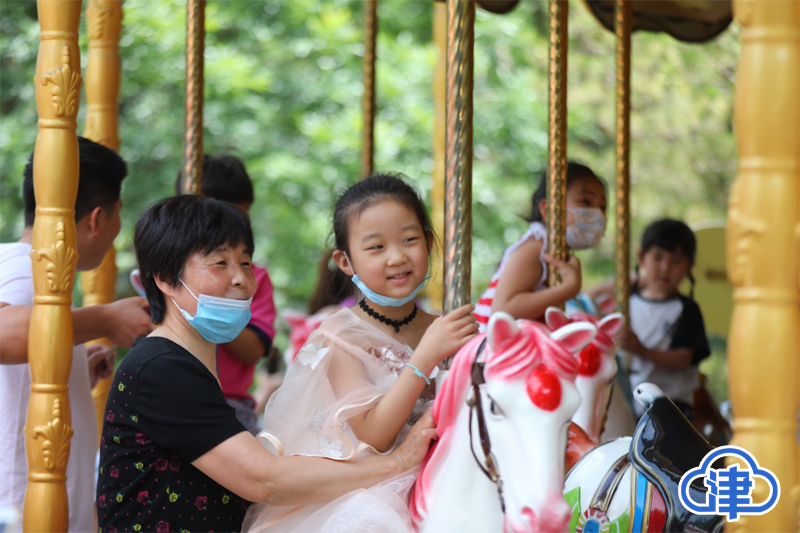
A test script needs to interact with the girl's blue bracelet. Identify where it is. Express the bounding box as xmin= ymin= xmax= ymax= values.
xmin=405 ymin=362 xmax=434 ymax=386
